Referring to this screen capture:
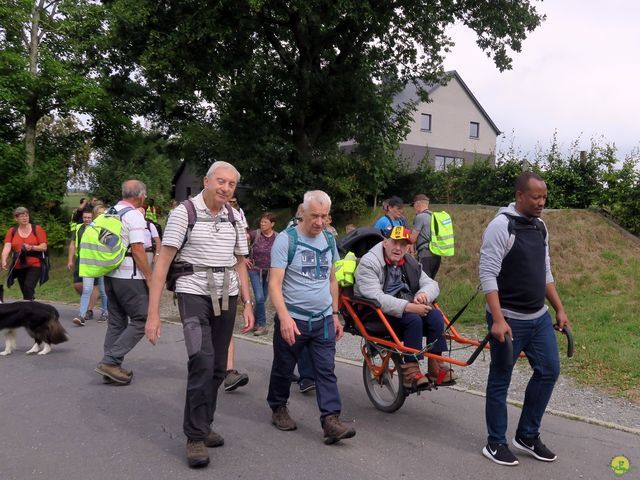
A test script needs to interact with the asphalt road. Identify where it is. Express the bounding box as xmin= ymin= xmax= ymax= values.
xmin=0 ymin=302 xmax=637 ymax=480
